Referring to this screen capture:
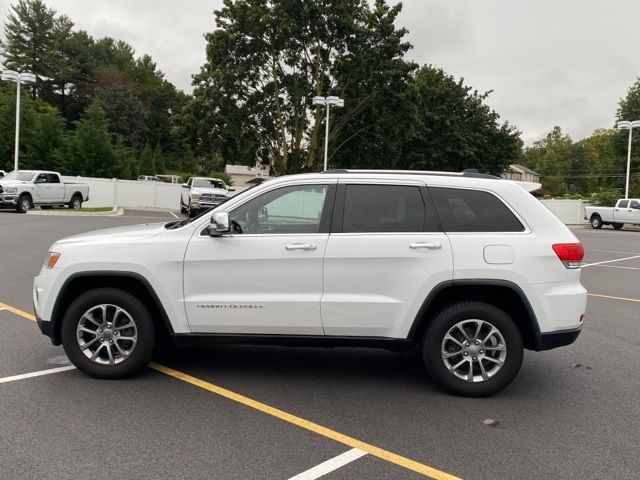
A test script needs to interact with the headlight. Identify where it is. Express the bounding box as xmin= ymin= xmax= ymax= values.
xmin=4 ymin=186 xmax=17 ymax=194
xmin=44 ymin=252 xmax=61 ymax=269
xmin=191 ymin=191 xmax=201 ymax=199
